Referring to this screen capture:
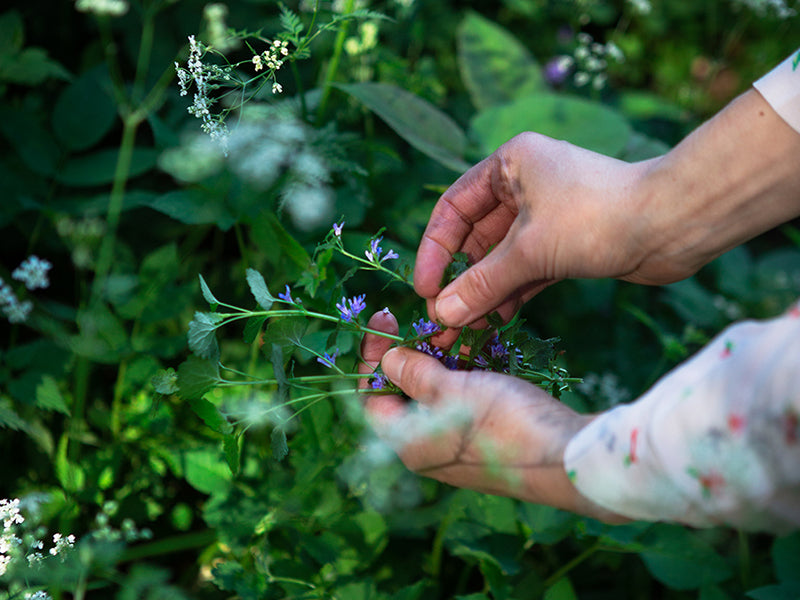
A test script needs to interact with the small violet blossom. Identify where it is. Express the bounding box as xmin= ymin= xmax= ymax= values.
xmin=365 ymin=237 xmax=399 ymax=263
xmin=416 ymin=341 xmax=444 ymax=359
xmin=336 ymin=294 xmax=367 ymax=322
xmin=412 ymin=318 xmax=440 ymax=337
xmin=278 ymin=284 xmax=294 ymax=304
xmin=370 ymin=374 xmax=388 ymax=390
xmin=333 ymin=221 xmax=344 ymax=237
xmin=317 ymin=350 xmax=338 ymax=369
